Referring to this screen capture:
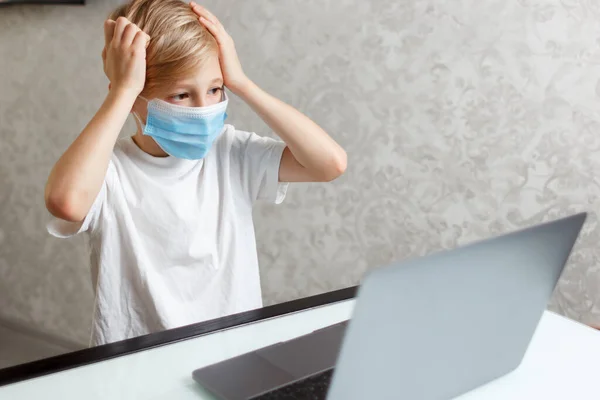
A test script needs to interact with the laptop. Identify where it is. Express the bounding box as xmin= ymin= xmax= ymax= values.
xmin=193 ymin=213 xmax=586 ymax=400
